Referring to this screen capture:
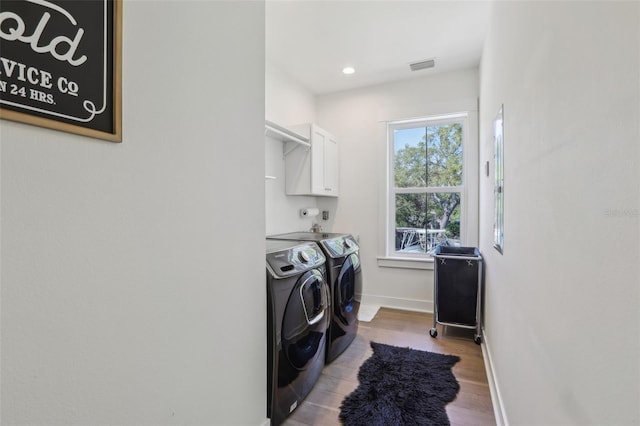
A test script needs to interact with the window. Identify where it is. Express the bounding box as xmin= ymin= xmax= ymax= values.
xmin=387 ymin=114 xmax=468 ymax=257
